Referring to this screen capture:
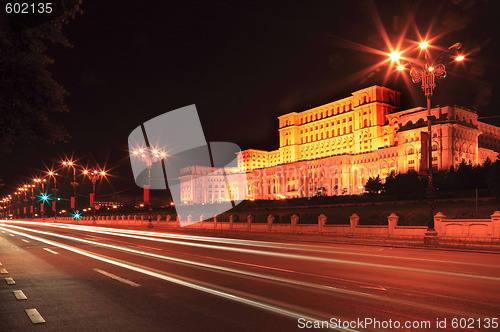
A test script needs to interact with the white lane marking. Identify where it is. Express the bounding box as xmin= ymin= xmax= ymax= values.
xmin=25 ymin=308 xmax=46 ymax=324
xmin=43 ymin=248 xmax=59 ymax=255
xmin=8 ymin=233 xmax=14 ymax=237
xmin=0 ymin=268 xmax=8 ymax=274
xmin=5 ymin=277 xmax=16 ymax=285
xmin=22 ymin=239 xmax=30 ymax=243
xmin=93 ymin=268 xmax=141 ymax=287
xmin=13 ymin=290 xmax=28 ymax=300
